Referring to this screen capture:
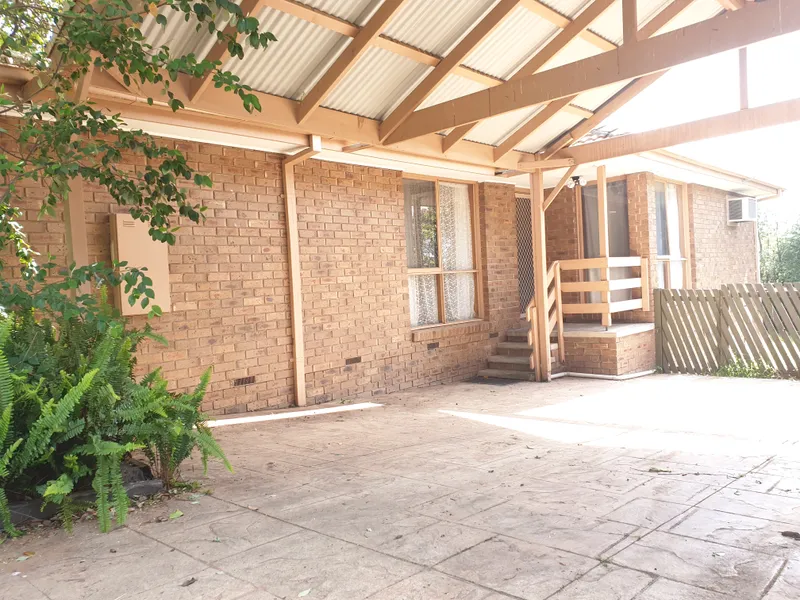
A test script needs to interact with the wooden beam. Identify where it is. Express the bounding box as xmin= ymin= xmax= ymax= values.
xmin=530 ymin=170 xmax=551 ymax=381
xmin=622 ymin=0 xmax=639 ymax=44
xmin=495 ymin=97 xmax=575 ymax=161
xmin=379 ymin=0 xmax=521 ymax=142
xmin=84 ymin=72 xmax=537 ymax=171
xmin=535 ymin=0 xmax=695 ymax=158
xmin=262 ymin=0 xmax=502 ymax=88
xmin=544 ymin=166 xmax=577 ymax=210
xmin=561 ymin=97 xmax=800 ymax=164
xmin=385 ymin=0 xmax=800 ymax=144
xmin=517 ymin=157 xmax=576 ymax=169
xmin=597 ymin=165 xmax=611 ymax=328
xmin=520 ymin=0 xmax=616 ymax=51
xmin=441 ymin=0 xmax=614 ymax=151
xmin=542 ymin=73 xmax=666 ymax=158
xmin=190 ymin=0 xmax=265 ymax=102
xmin=297 ymin=0 xmax=408 ymax=124
xmin=739 ymin=46 xmax=749 ymax=110
xmin=285 ymin=135 xmax=322 ymax=167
